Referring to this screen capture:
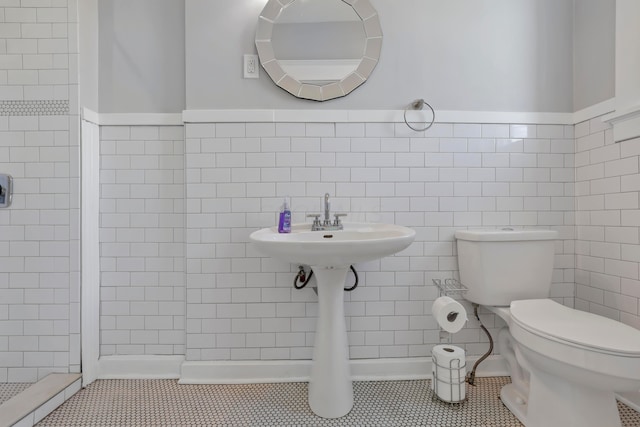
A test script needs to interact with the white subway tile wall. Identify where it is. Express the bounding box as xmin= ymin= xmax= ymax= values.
xmin=99 ymin=126 xmax=185 ymax=356
xmin=575 ymin=117 xmax=640 ymax=328
xmin=0 ymin=0 xmax=80 ymax=382
xmin=0 ymin=1 xmax=72 ymax=102
xmin=1 ymin=0 xmax=638 ymax=387
xmin=181 ymin=121 xmax=575 ymax=362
